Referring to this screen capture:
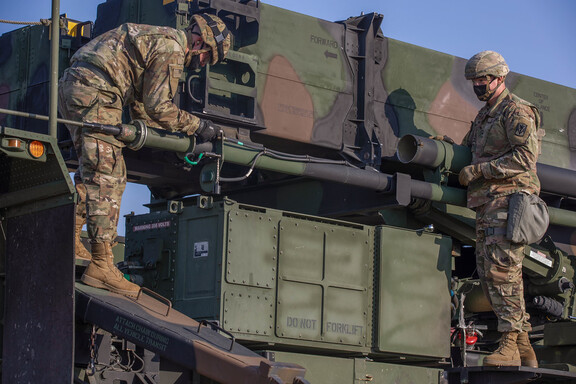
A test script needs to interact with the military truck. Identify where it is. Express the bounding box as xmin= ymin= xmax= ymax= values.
xmin=1 ymin=0 xmax=576 ymax=383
